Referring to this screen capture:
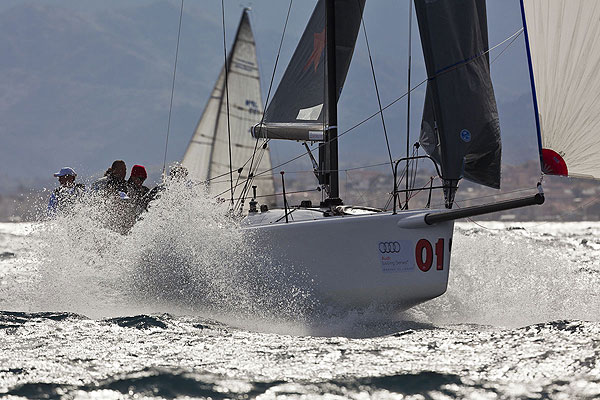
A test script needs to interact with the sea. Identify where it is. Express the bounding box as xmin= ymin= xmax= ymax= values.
xmin=0 ymin=185 xmax=599 ymax=399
